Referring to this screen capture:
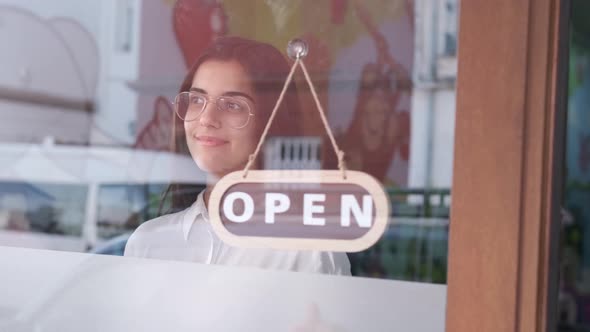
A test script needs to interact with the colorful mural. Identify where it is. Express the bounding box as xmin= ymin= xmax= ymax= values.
xmin=138 ymin=0 xmax=413 ymax=186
